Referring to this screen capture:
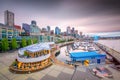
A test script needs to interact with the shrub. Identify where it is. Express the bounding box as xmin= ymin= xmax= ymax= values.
xmin=27 ymin=39 xmax=32 ymax=45
xmin=11 ymin=38 xmax=17 ymax=49
xmin=1 ymin=38 xmax=9 ymax=51
xmin=21 ymin=38 xmax=27 ymax=47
